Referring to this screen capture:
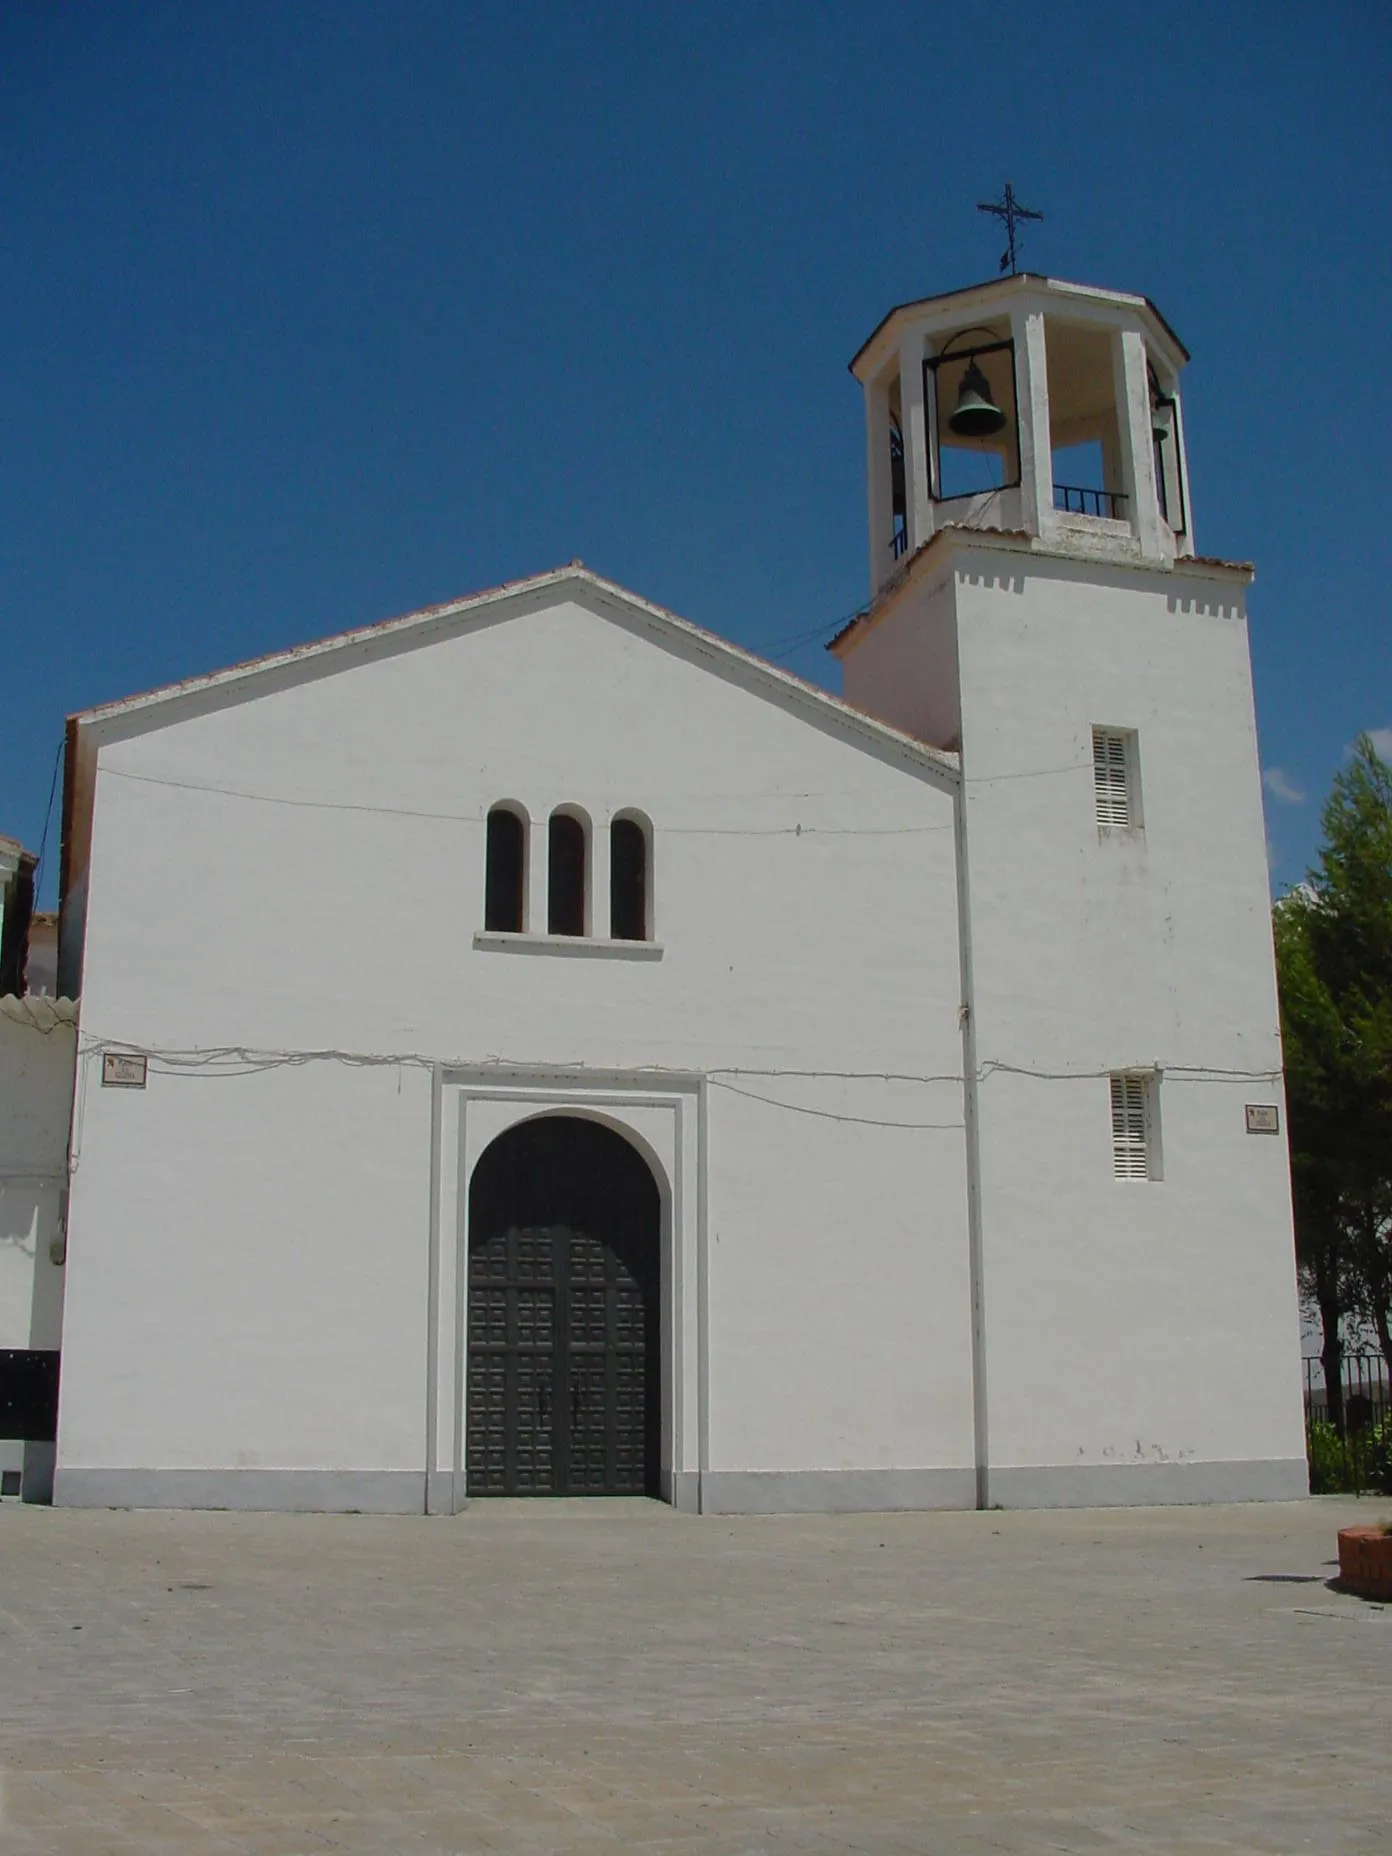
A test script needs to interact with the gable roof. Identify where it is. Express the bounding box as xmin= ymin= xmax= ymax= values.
xmin=848 ymin=273 xmax=1190 ymax=381
xmin=60 ymin=565 xmax=958 ymax=905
